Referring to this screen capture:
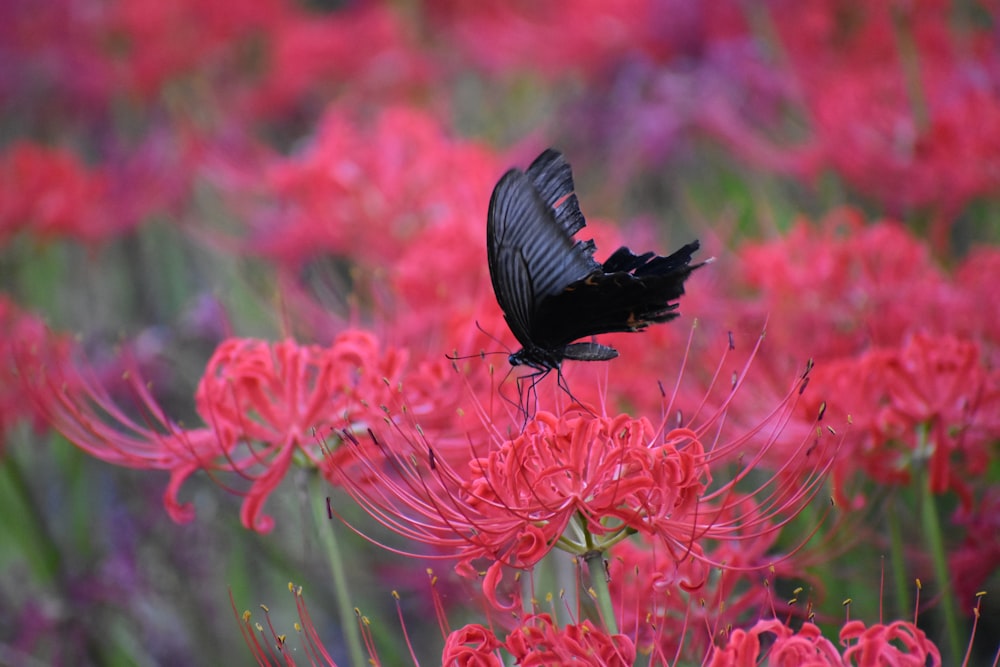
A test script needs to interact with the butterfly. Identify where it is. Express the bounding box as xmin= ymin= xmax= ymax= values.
xmin=487 ymin=148 xmax=704 ymax=379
